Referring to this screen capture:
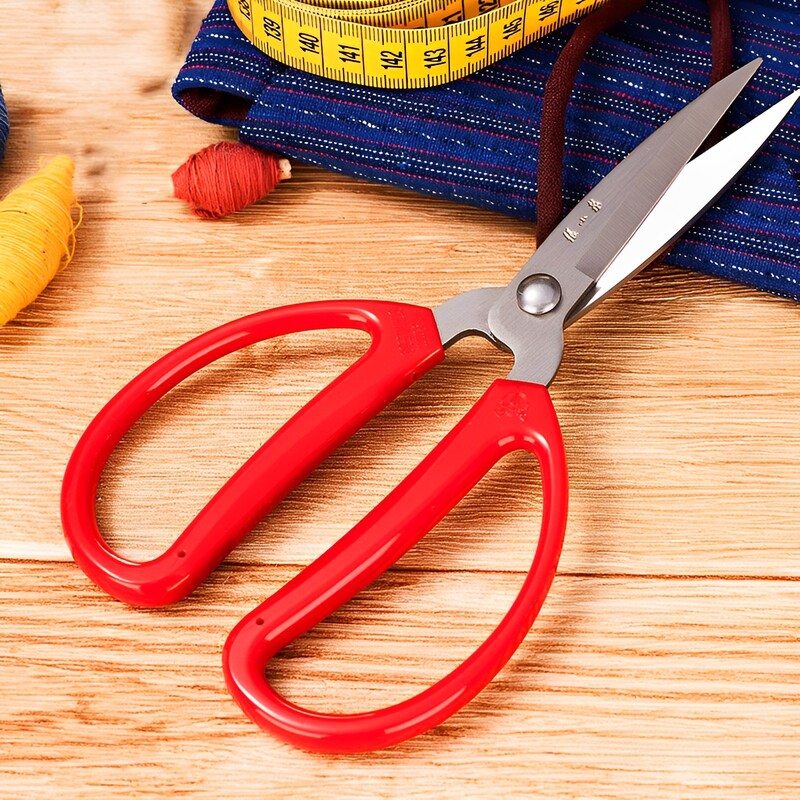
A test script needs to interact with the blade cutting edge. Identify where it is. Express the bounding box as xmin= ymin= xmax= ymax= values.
xmin=519 ymin=59 xmax=762 ymax=295
xmin=568 ymin=87 xmax=800 ymax=323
